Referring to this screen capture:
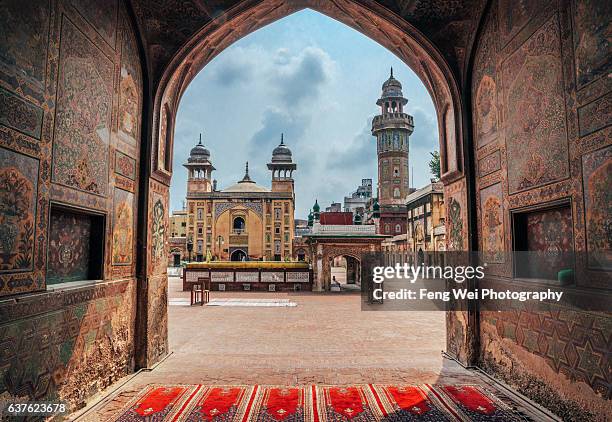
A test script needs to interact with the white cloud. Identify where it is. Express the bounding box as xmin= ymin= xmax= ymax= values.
xmin=170 ymin=10 xmax=439 ymax=219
